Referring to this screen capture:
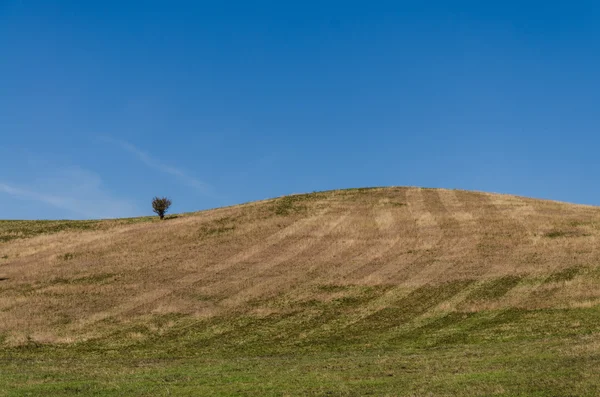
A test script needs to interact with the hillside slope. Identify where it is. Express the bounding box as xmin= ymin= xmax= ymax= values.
xmin=1 ymin=187 xmax=599 ymax=395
